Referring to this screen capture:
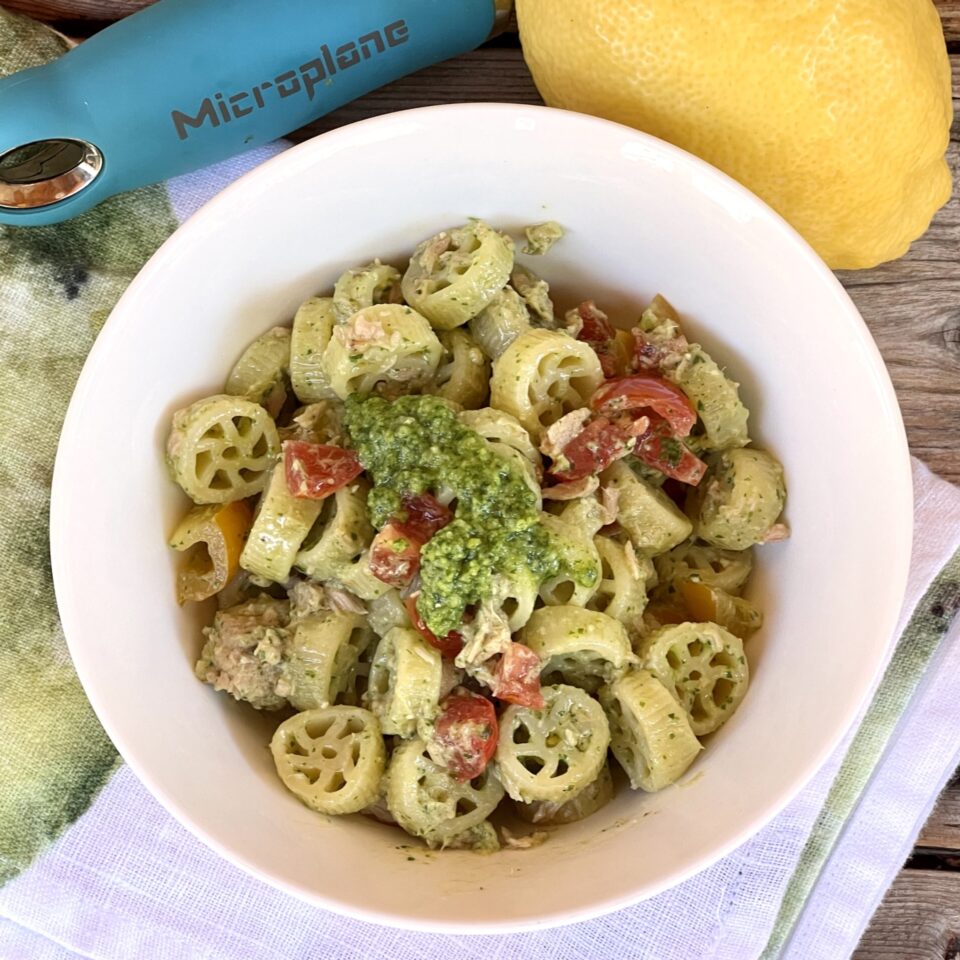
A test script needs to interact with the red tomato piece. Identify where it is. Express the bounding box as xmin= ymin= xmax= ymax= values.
xmin=369 ymin=493 xmax=453 ymax=587
xmin=284 ymin=441 xmax=363 ymax=499
xmin=369 ymin=522 xmax=422 ymax=587
xmin=432 ymin=690 xmax=499 ymax=781
xmin=592 ymin=375 xmax=697 ymax=437
xmin=633 ymin=415 xmax=707 ymax=485
xmin=574 ymin=301 xmax=618 ymax=378
xmin=404 ymin=594 xmax=464 ymax=660
xmin=492 ymin=643 xmax=545 ymax=709
xmin=550 ymin=415 xmax=633 ymax=482
xmin=400 ymin=492 xmax=453 ymax=542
